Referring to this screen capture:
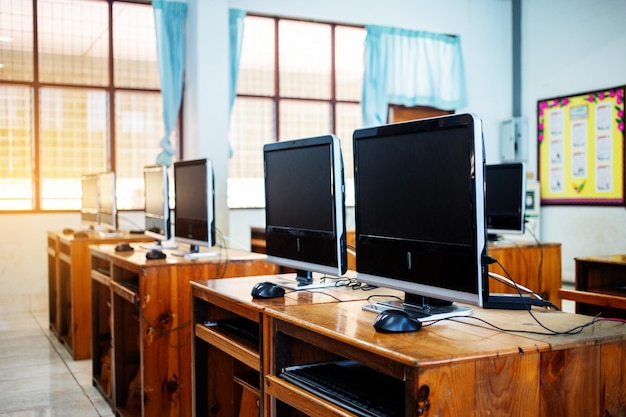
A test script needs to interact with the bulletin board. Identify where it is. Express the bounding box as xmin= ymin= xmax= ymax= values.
xmin=537 ymin=85 xmax=625 ymax=205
